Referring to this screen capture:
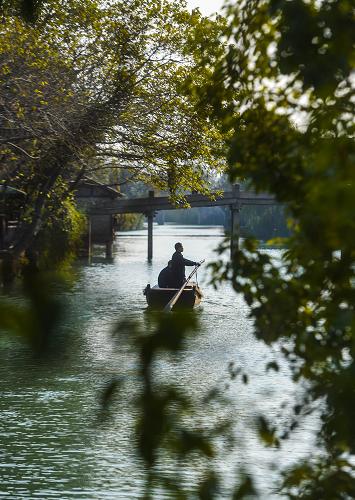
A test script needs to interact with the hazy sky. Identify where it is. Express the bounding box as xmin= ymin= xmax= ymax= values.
xmin=186 ymin=0 xmax=225 ymax=15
